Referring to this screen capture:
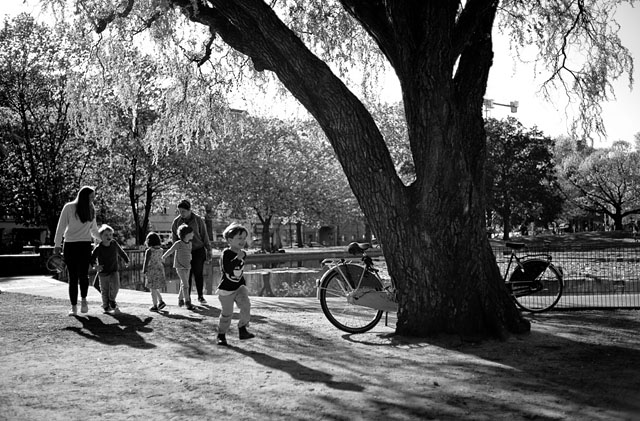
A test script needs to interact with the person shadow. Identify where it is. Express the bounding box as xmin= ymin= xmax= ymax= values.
xmin=230 ymin=346 xmax=364 ymax=392
xmin=183 ymin=304 xmax=268 ymax=324
xmin=64 ymin=314 xmax=155 ymax=349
